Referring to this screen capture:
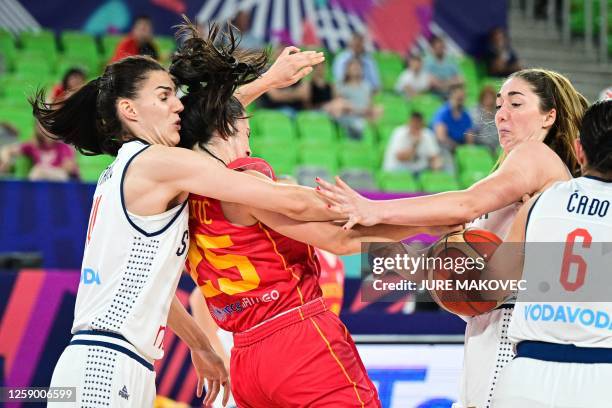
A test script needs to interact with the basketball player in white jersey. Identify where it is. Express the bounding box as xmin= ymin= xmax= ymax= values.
xmin=486 ymin=99 xmax=612 ymax=407
xmin=33 ymin=42 xmax=338 ymax=405
xmin=316 ymin=69 xmax=589 ymax=407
